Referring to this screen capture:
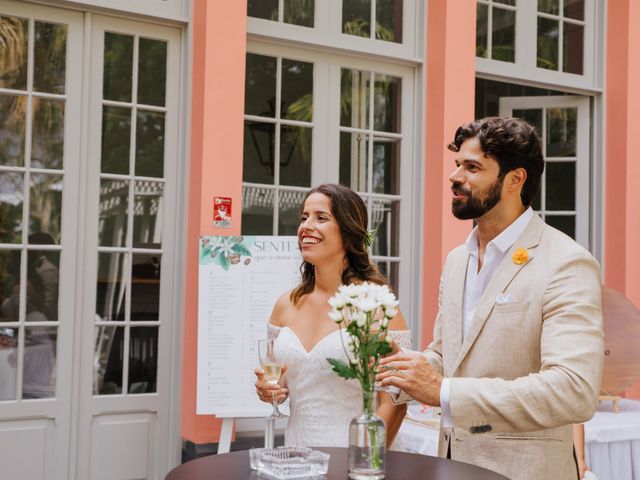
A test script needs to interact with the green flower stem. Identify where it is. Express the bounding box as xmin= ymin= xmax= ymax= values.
xmin=362 ymin=388 xmax=382 ymax=470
